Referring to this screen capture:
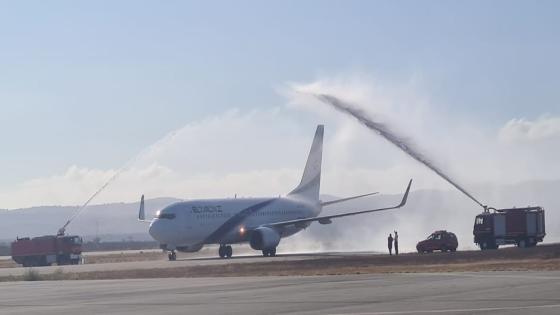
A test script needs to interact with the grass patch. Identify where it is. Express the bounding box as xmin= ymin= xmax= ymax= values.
xmin=49 ymin=268 xmax=65 ymax=280
xmin=22 ymin=269 xmax=42 ymax=281
xmin=3 ymin=268 xmax=68 ymax=282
